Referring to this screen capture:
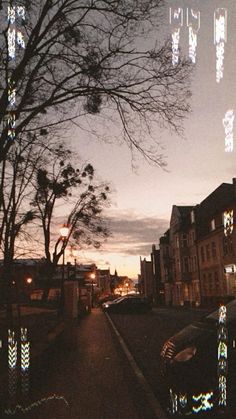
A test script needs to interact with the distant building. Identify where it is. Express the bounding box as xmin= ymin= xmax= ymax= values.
xmin=140 ymin=257 xmax=153 ymax=301
xmin=150 ymin=245 xmax=164 ymax=305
